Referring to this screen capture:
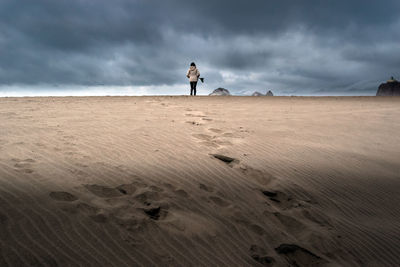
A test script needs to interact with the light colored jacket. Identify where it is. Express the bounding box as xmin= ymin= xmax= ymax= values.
xmin=186 ymin=66 xmax=200 ymax=82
